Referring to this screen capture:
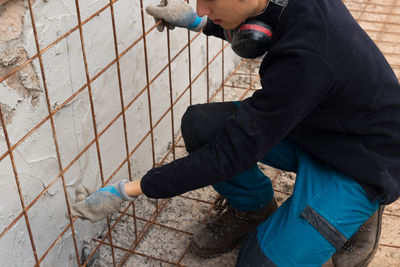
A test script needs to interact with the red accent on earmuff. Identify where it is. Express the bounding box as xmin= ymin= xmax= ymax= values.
xmin=239 ymin=24 xmax=273 ymax=37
